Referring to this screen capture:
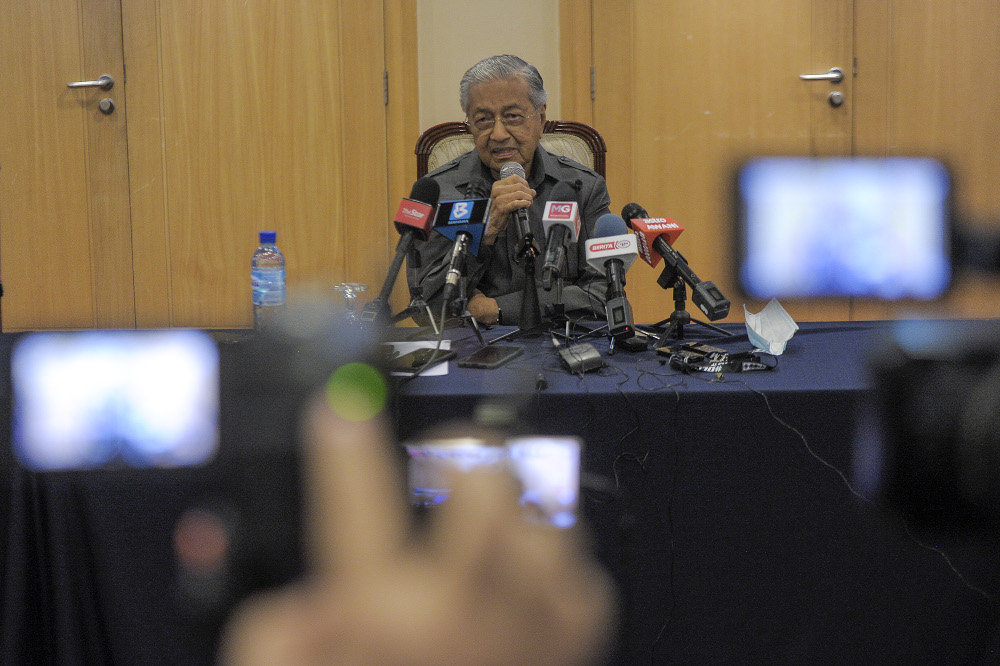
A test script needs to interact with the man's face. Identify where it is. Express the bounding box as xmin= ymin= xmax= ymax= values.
xmin=466 ymin=77 xmax=546 ymax=180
